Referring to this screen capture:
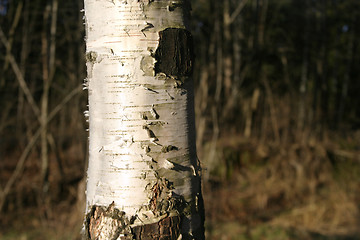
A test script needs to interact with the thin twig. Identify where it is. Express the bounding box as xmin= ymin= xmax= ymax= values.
xmin=49 ymin=0 xmax=58 ymax=82
xmin=3 ymin=1 xmax=23 ymax=70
